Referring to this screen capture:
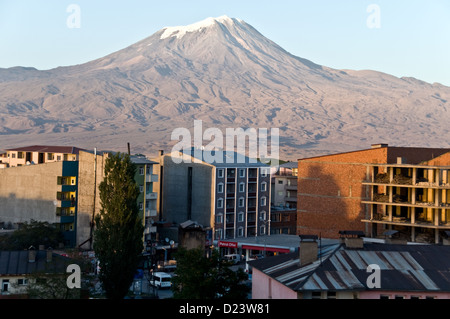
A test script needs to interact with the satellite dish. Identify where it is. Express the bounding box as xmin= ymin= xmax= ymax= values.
xmin=165 ymin=238 xmax=169 ymax=243
xmin=170 ymin=240 xmax=175 ymax=246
